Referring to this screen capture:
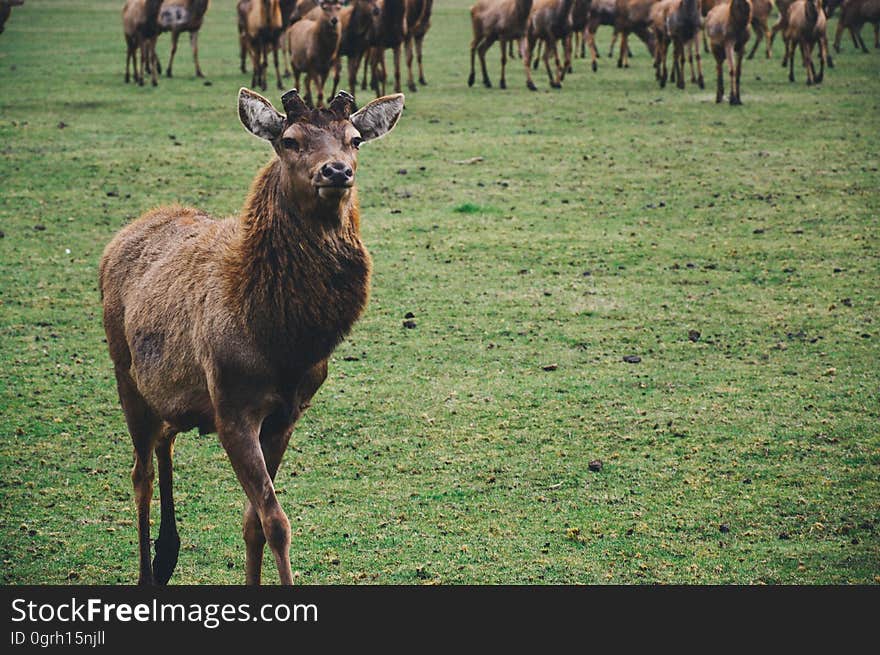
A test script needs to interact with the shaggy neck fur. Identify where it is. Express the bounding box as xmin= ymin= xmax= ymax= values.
xmin=226 ymin=158 xmax=371 ymax=368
